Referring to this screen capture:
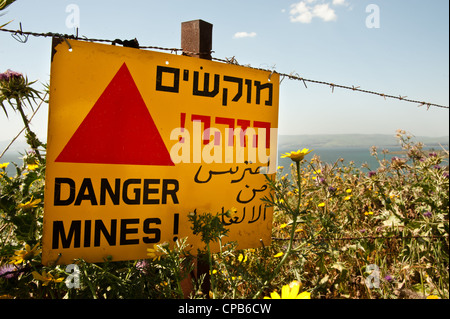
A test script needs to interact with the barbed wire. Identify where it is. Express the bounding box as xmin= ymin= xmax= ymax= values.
xmin=272 ymin=233 xmax=449 ymax=243
xmin=0 ymin=27 xmax=192 ymax=54
xmin=212 ymin=57 xmax=449 ymax=110
xmin=1 ymin=27 xmax=448 ymax=110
